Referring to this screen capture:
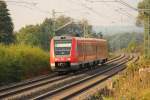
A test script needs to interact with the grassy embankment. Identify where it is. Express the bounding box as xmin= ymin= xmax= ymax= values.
xmin=88 ymin=56 xmax=150 ymax=100
xmin=0 ymin=44 xmax=50 ymax=86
